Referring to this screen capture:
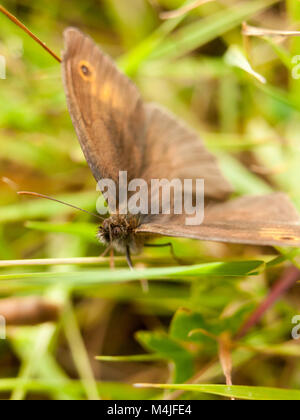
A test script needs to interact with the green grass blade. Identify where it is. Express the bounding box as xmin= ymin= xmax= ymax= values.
xmin=96 ymin=354 xmax=162 ymax=362
xmin=151 ymin=0 xmax=280 ymax=61
xmin=119 ymin=0 xmax=196 ymax=75
xmin=0 ymin=261 xmax=263 ymax=288
xmin=0 ymin=379 xmax=155 ymax=400
xmin=135 ymin=383 xmax=300 ymax=400
xmin=25 ymin=221 xmax=98 ymax=244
